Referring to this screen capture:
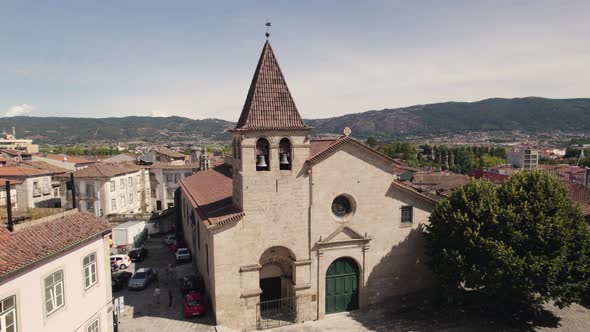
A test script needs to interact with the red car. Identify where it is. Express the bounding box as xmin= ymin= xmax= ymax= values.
xmin=183 ymin=292 xmax=206 ymax=318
